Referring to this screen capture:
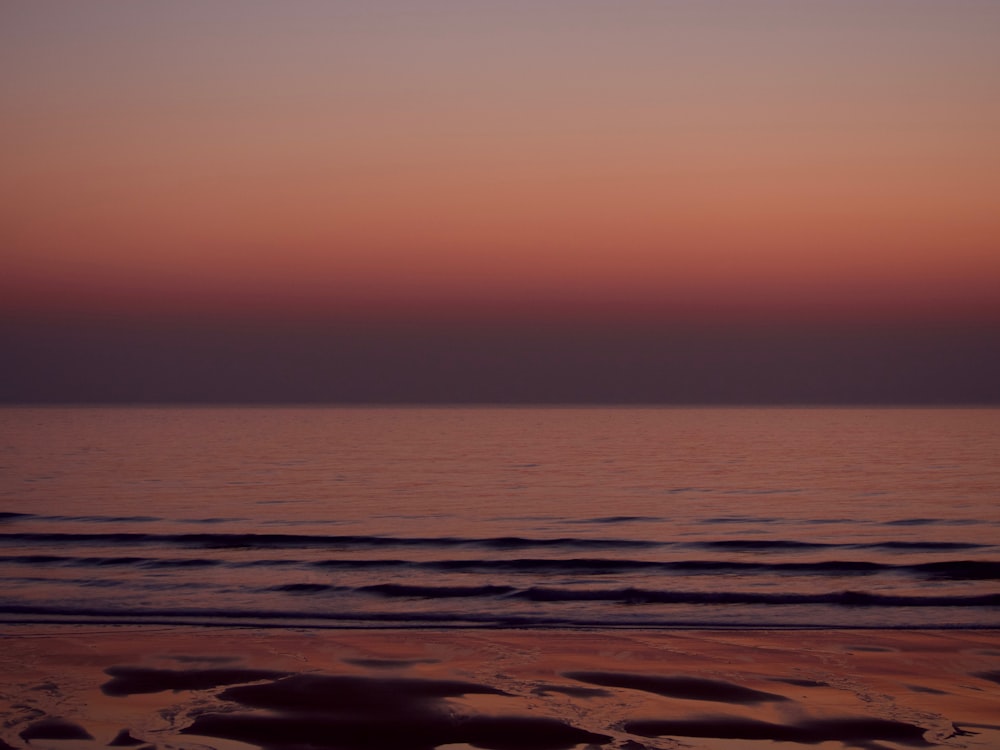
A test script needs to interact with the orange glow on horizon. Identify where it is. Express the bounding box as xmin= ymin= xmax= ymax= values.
xmin=3 ymin=2 xmax=999 ymax=329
